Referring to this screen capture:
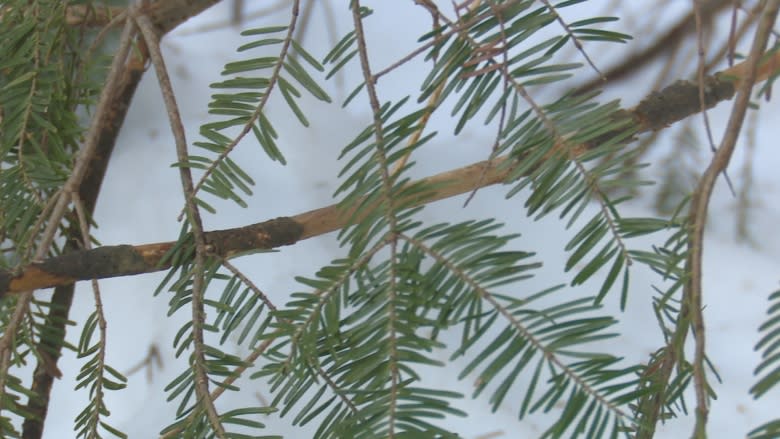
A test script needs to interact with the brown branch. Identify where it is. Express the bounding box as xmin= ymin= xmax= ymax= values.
xmin=687 ymin=1 xmax=779 ymax=436
xmin=20 ymin=53 xmax=149 ymax=439
xmin=11 ymin=2 xmax=226 ymax=438
xmin=0 ymin=46 xmax=778 ymax=299
xmin=575 ymin=0 xmax=732 ymax=94
xmin=634 ymin=6 xmax=780 ymax=437
xmin=136 ymin=9 xmax=227 ymax=435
